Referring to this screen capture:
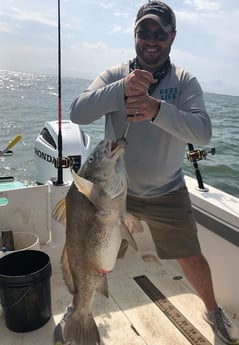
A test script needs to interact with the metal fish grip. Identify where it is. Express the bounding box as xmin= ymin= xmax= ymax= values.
xmin=134 ymin=275 xmax=212 ymax=345
xmin=116 ymin=122 xmax=132 ymax=146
